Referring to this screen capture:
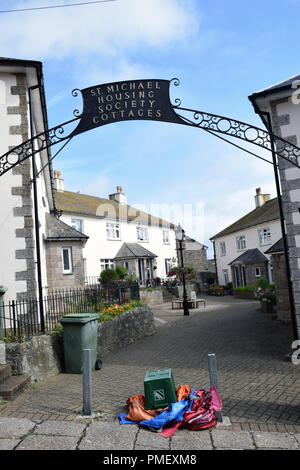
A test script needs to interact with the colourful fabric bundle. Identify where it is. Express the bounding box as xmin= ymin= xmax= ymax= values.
xmin=118 ymin=384 xmax=222 ymax=437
